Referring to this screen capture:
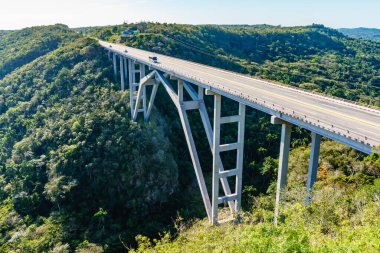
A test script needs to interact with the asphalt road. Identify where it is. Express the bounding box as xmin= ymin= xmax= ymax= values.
xmin=100 ymin=41 xmax=380 ymax=152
